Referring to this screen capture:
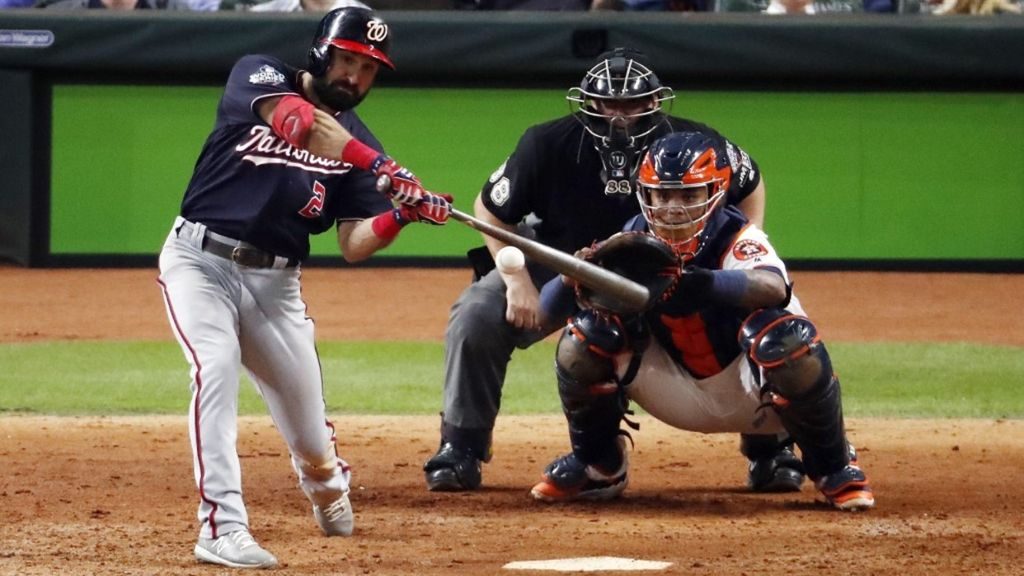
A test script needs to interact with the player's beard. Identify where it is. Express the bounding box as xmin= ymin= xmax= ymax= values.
xmin=312 ymin=77 xmax=368 ymax=113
